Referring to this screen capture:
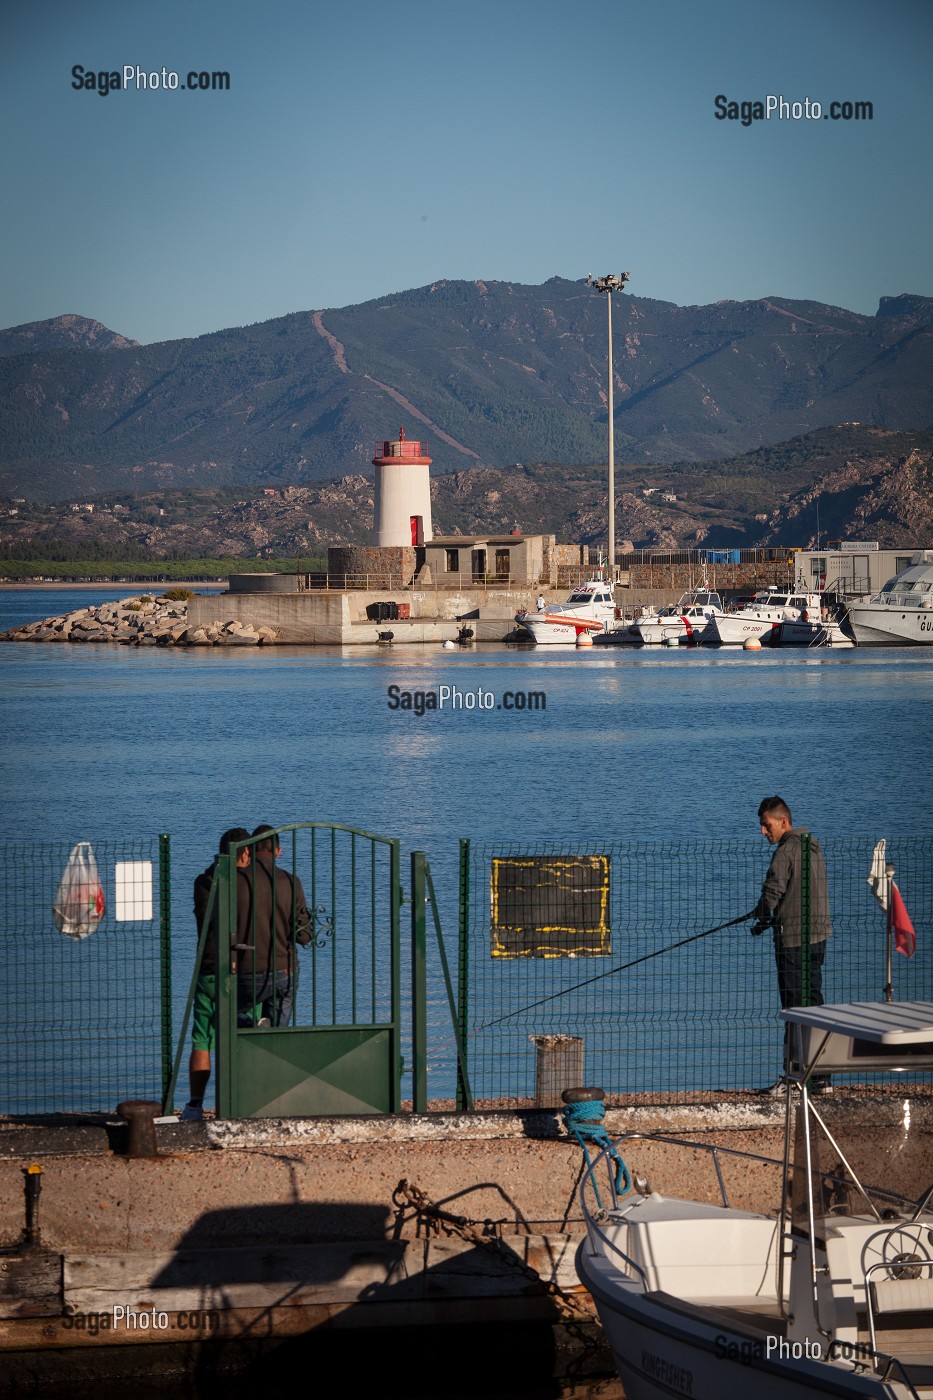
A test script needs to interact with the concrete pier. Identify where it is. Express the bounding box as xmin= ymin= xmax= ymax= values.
xmin=2 ymin=1096 xmax=928 ymax=1394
